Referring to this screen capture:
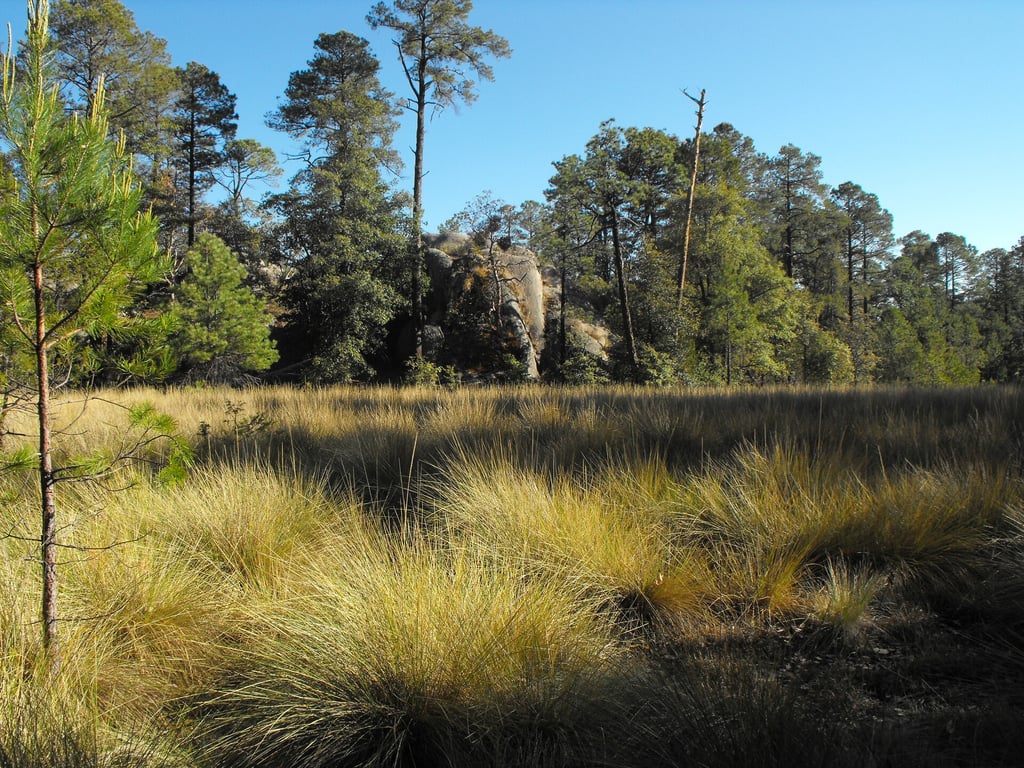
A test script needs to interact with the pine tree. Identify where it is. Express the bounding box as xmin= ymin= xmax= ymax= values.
xmin=367 ymin=0 xmax=510 ymax=358
xmin=49 ymin=0 xmax=176 ymax=161
xmin=0 ymin=0 xmax=165 ymax=672
xmin=171 ymin=62 xmax=237 ymax=249
xmin=170 ymin=233 xmax=277 ymax=380
xmin=267 ymin=31 xmax=406 ymax=382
